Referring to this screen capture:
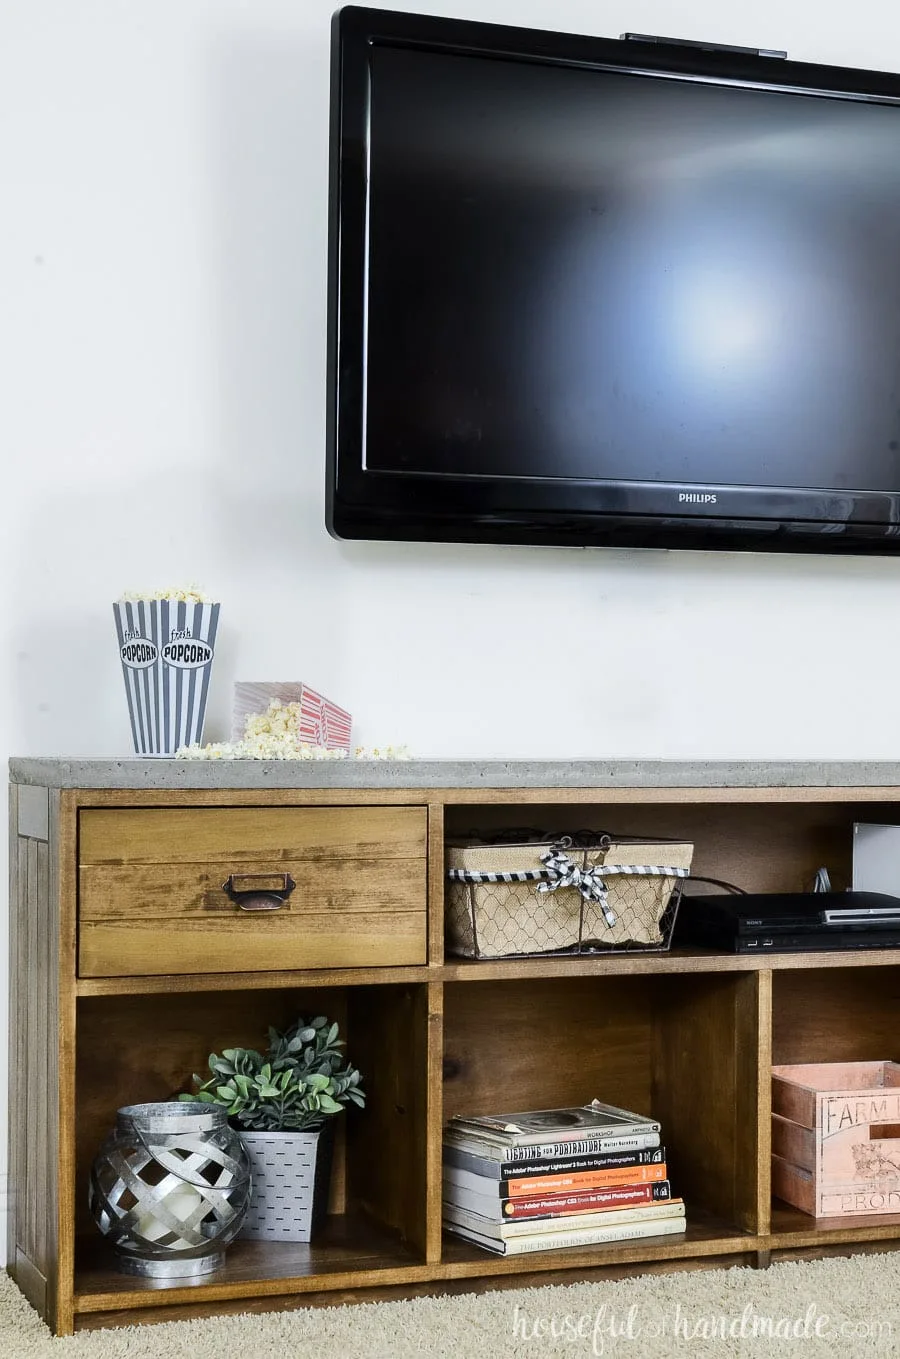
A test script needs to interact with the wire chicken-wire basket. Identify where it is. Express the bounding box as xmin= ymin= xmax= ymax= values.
xmin=446 ymin=832 xmax=693 ymax=960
